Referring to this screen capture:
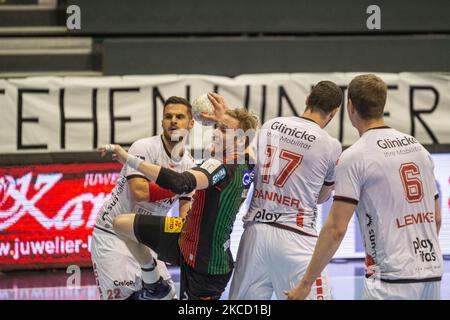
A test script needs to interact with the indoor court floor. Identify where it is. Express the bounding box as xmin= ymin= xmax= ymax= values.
xmin=1 ymin=259 xmax=449 ymax=300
